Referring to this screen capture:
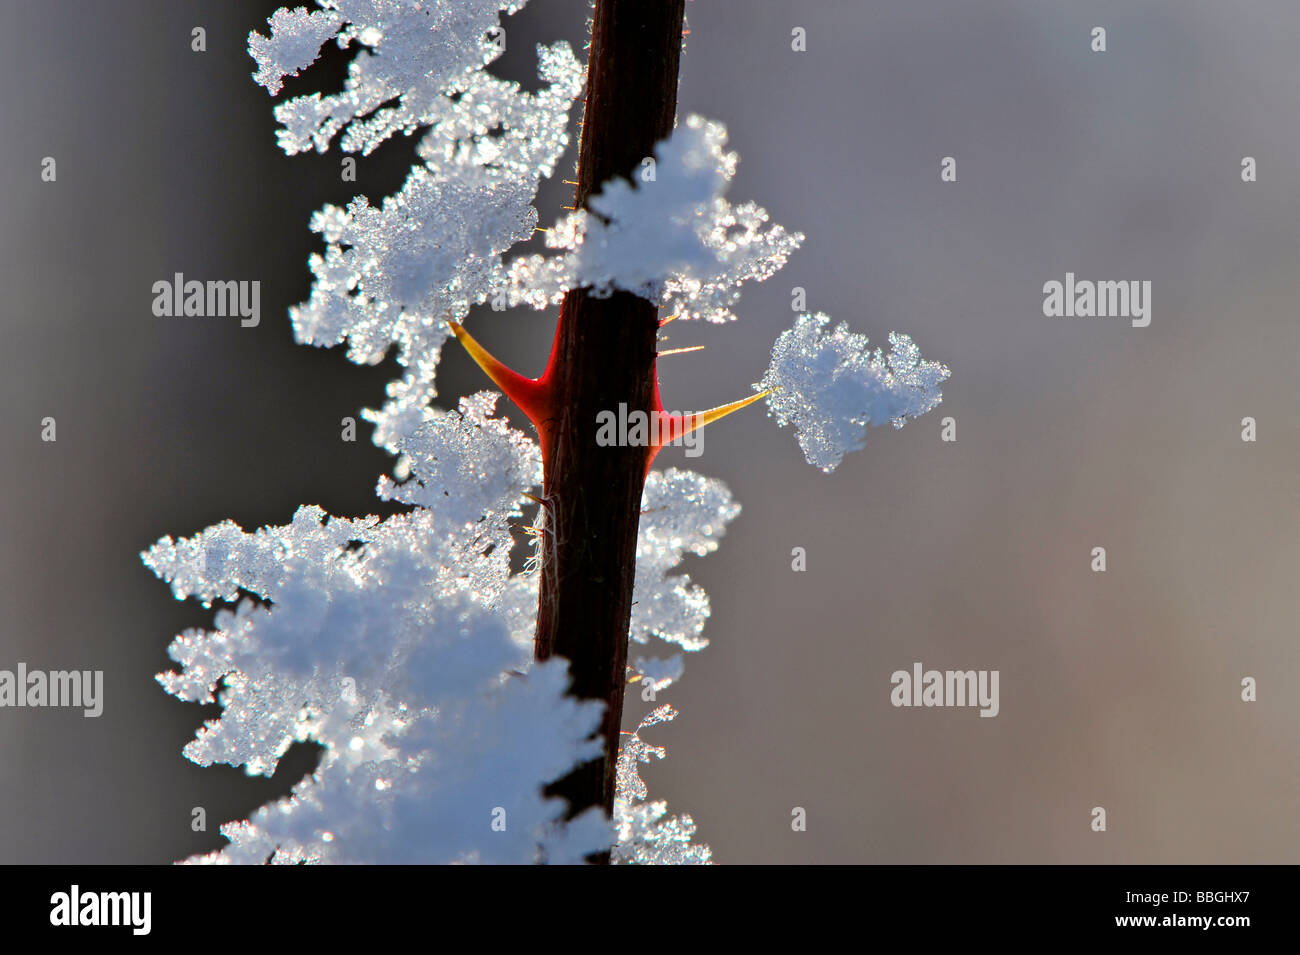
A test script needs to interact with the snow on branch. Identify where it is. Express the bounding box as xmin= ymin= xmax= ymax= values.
xmin=250 ymin=2 xmax=583 ymax=451
xmin=145 ymin=389 xmax=615 ymax=863
xmin=148 ymin=0 xmax=953 ymax=866
xmin=504 ymin=114 xmax=804 ymax=322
